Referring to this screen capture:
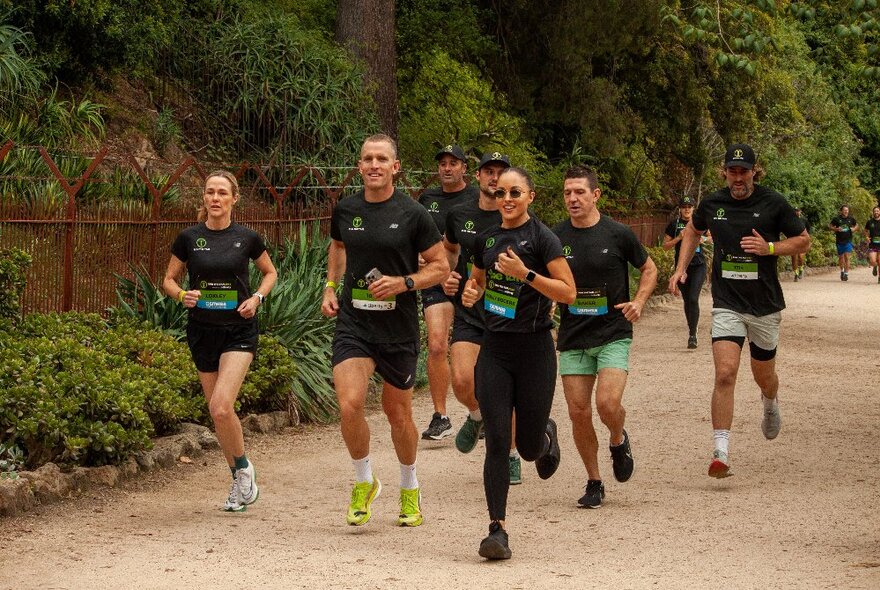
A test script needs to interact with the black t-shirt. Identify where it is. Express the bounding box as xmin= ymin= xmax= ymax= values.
xmin=692 ymin=185 xmax=805 ymax=316
xmin=866 ymin=218 xmax=880 ymax=245
xmin=472 ymin=217 xmax=564 ymax=333
xmin=664 ymin=217 xmax=705 ymax=267
xmin=330 ymin=190 xmax=442 ymax=343
xmin=830 ymin=215 xmax=858 ymax=245
xmin=170 ymin=222 xmax=267 ymax=326
xmin=418 ymin=185 xmax=479 ymax=235
xmin=554 ymin=216 xmax=649 ymax=350
xmin=445 ymin=198 xmax=502 ymax=329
